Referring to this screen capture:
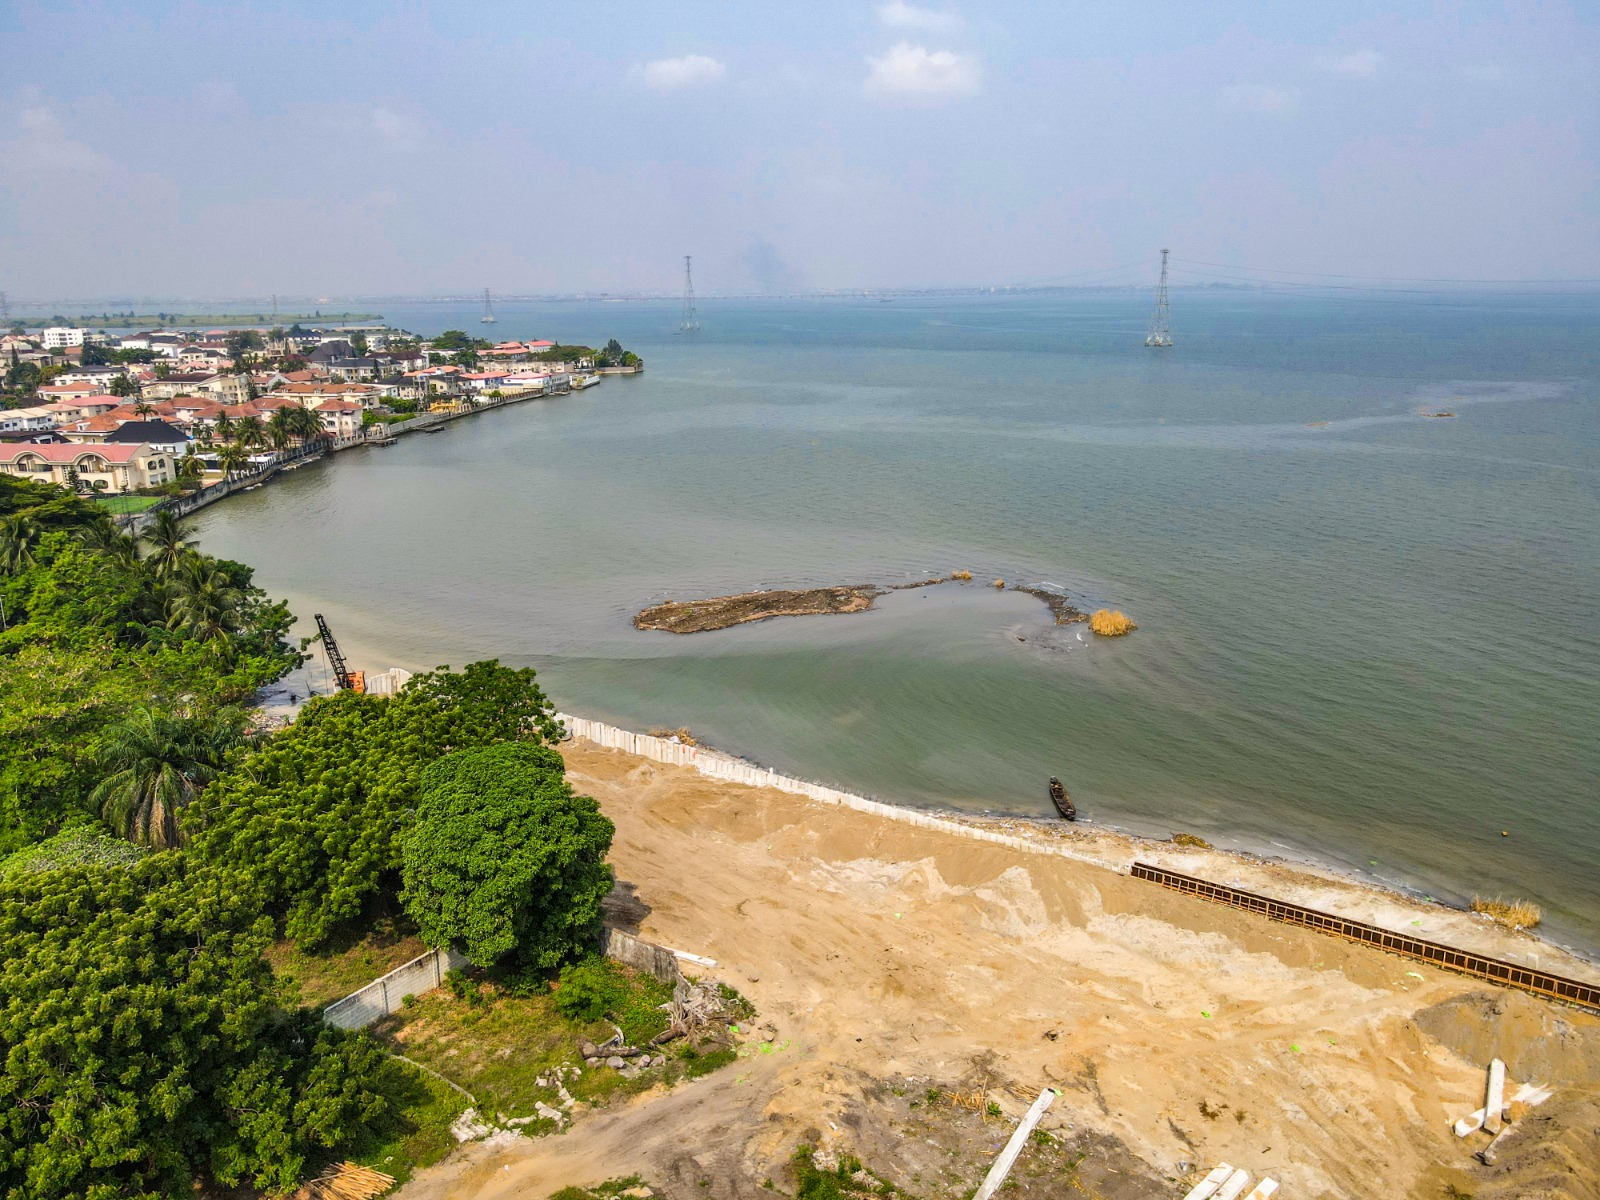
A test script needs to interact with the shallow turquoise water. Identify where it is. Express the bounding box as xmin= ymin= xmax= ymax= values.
xmin=194 ymin=292 xmax=1600 ymax=952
